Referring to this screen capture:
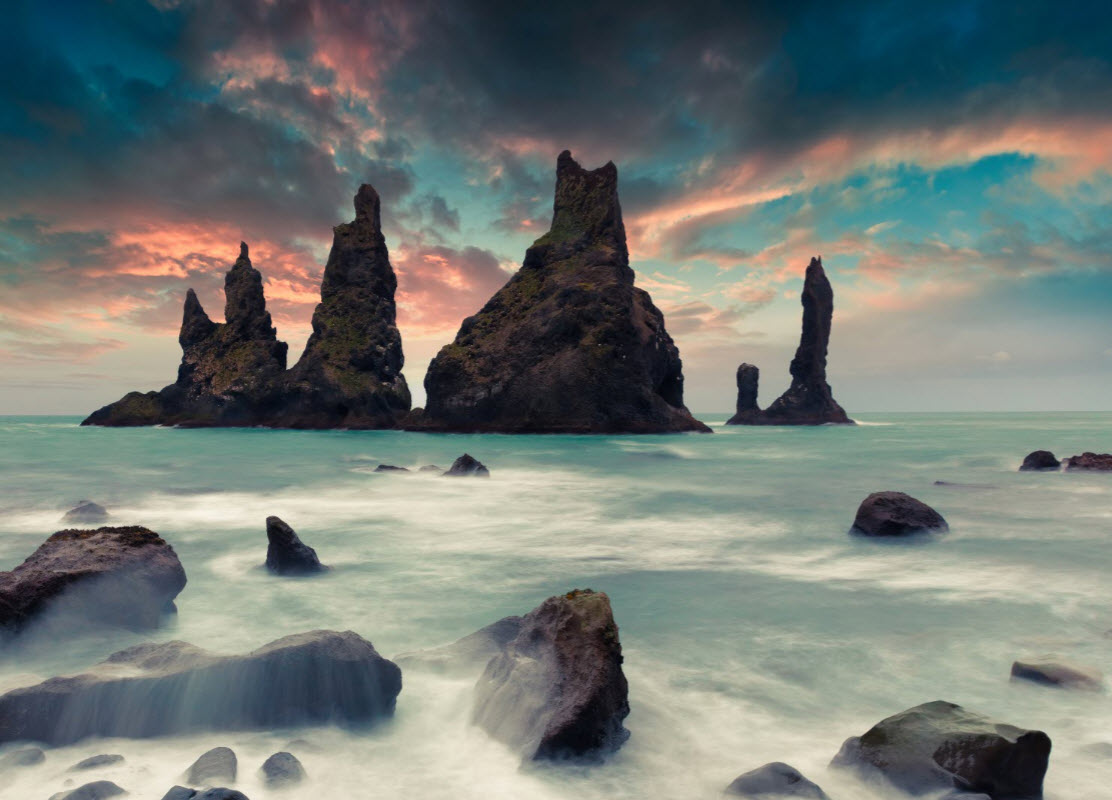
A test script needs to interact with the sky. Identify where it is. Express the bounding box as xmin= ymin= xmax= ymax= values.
xmin=1 ymin=0 xmax=1110 ymax=415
